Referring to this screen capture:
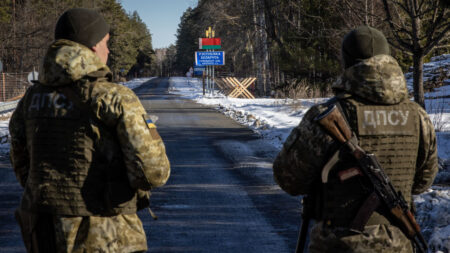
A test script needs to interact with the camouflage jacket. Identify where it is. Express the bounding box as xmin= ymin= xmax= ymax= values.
xmin=9 ymin=39 xmax=170 ymax=216
xmin=273 ymin=54 xmax=437 ymax=196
